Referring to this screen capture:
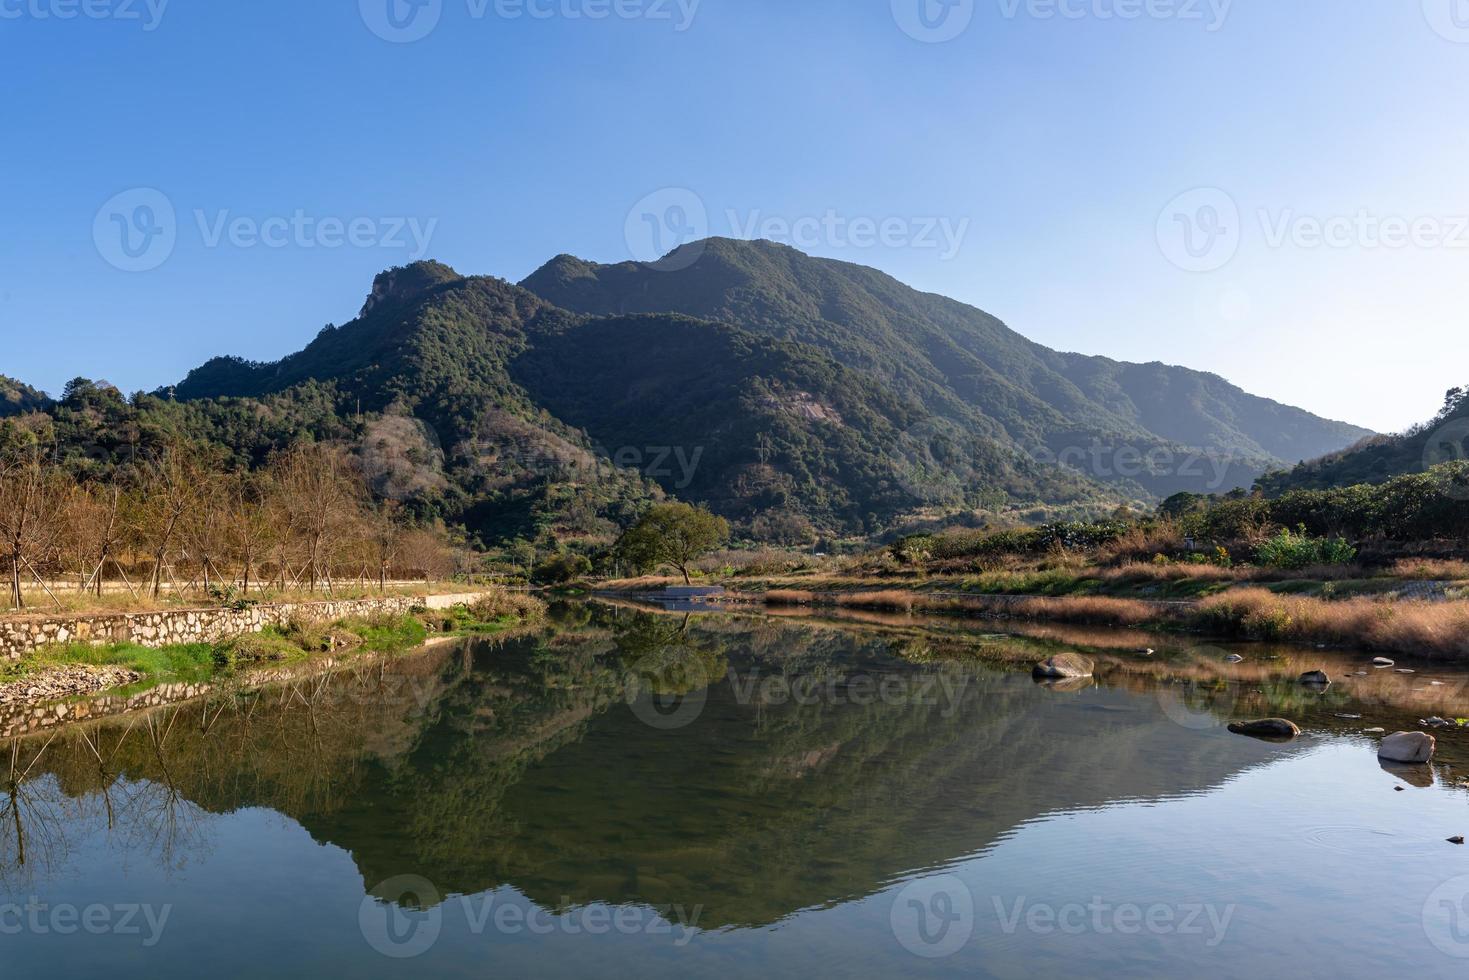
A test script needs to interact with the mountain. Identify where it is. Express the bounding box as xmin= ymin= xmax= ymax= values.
xmin=144 ymin=240 xmax=1371 ymax=542
xmin=522 ymin=239 xmax=1372 ymax=496
xmin=0 ymin=376 xmax=49 ymax=417
xmin=1259 ymin=386 xmax=1468 ymax=494
xmin=167 ymin=261 xmax=1099 ymax=537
